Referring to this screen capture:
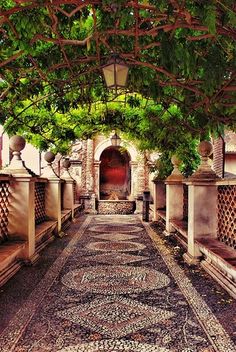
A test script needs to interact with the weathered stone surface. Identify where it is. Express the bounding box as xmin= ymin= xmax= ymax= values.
xmin=97 ymin=200 xmax=135 ymax=214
